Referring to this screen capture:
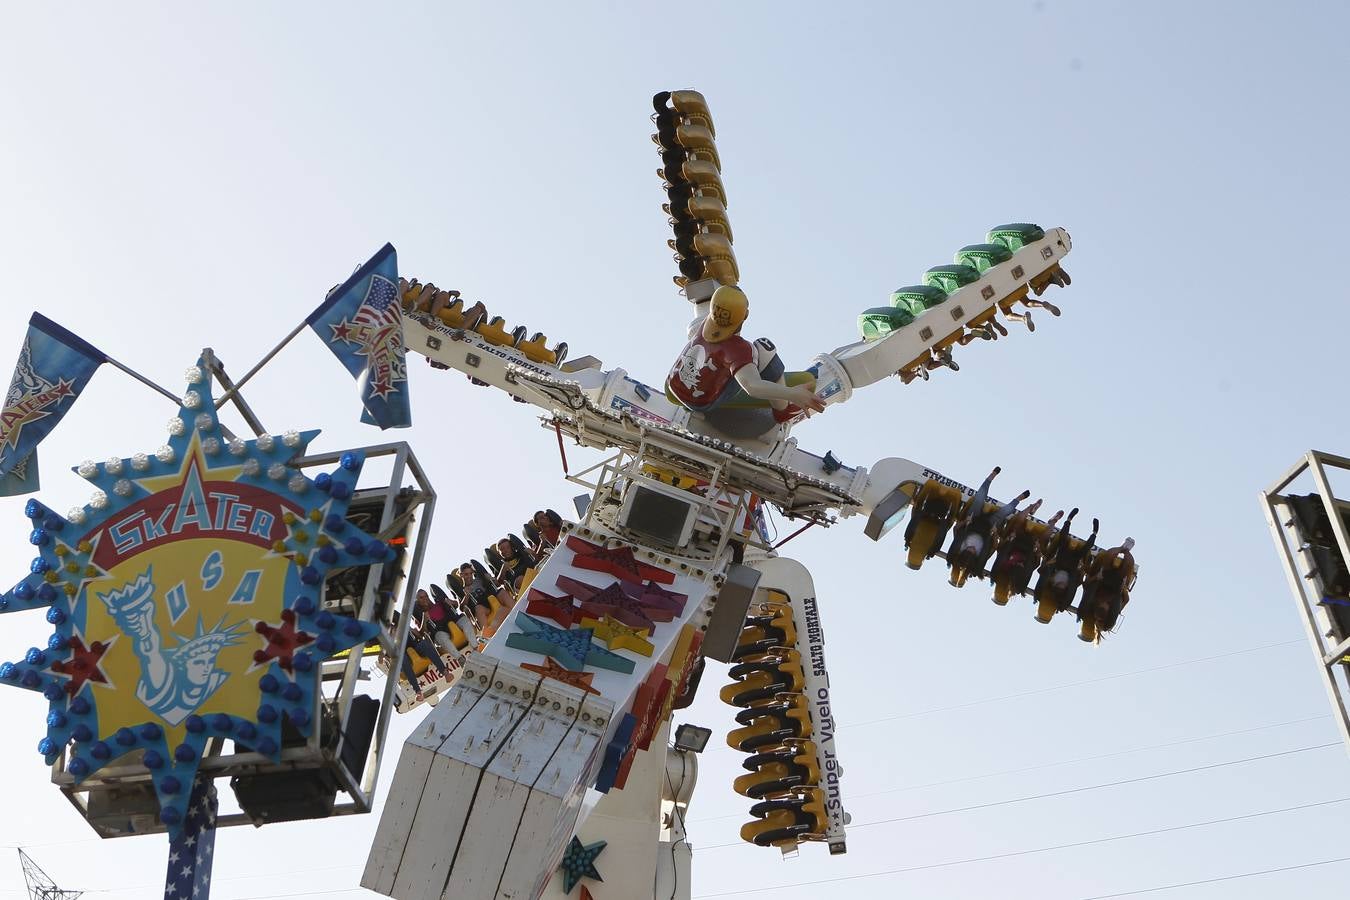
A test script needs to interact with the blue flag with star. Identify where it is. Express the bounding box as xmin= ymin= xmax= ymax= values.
xmin=0 ymin=312 xmax=106 ymax=496
xmin=164 ymin=777 xmax=218 ymax=900
xmin=306 ymin=244 xmax=411 ymax=429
